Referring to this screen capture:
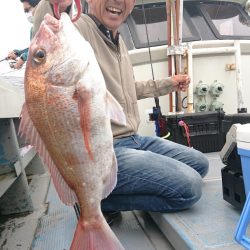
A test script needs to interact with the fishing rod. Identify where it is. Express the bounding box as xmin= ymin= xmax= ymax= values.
xmin=0 ymin=57 xmax=9 ymax=63
xmin=0 ymin=49 xmax=26 ymax=63
xmin=0 ymin=48 xmax=27 ymax=65
xmin=141 ymin=0 xmax=169 ymax=137
xmin=141 ymin=0 xmax=160 ymax=113
xmin=0 ymin=57 xmax=16 ymax=70
xmin=141 ymin=1 xmax=157 ymax=107
xmin=141 ymin=1 xmax=159 ymax=112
